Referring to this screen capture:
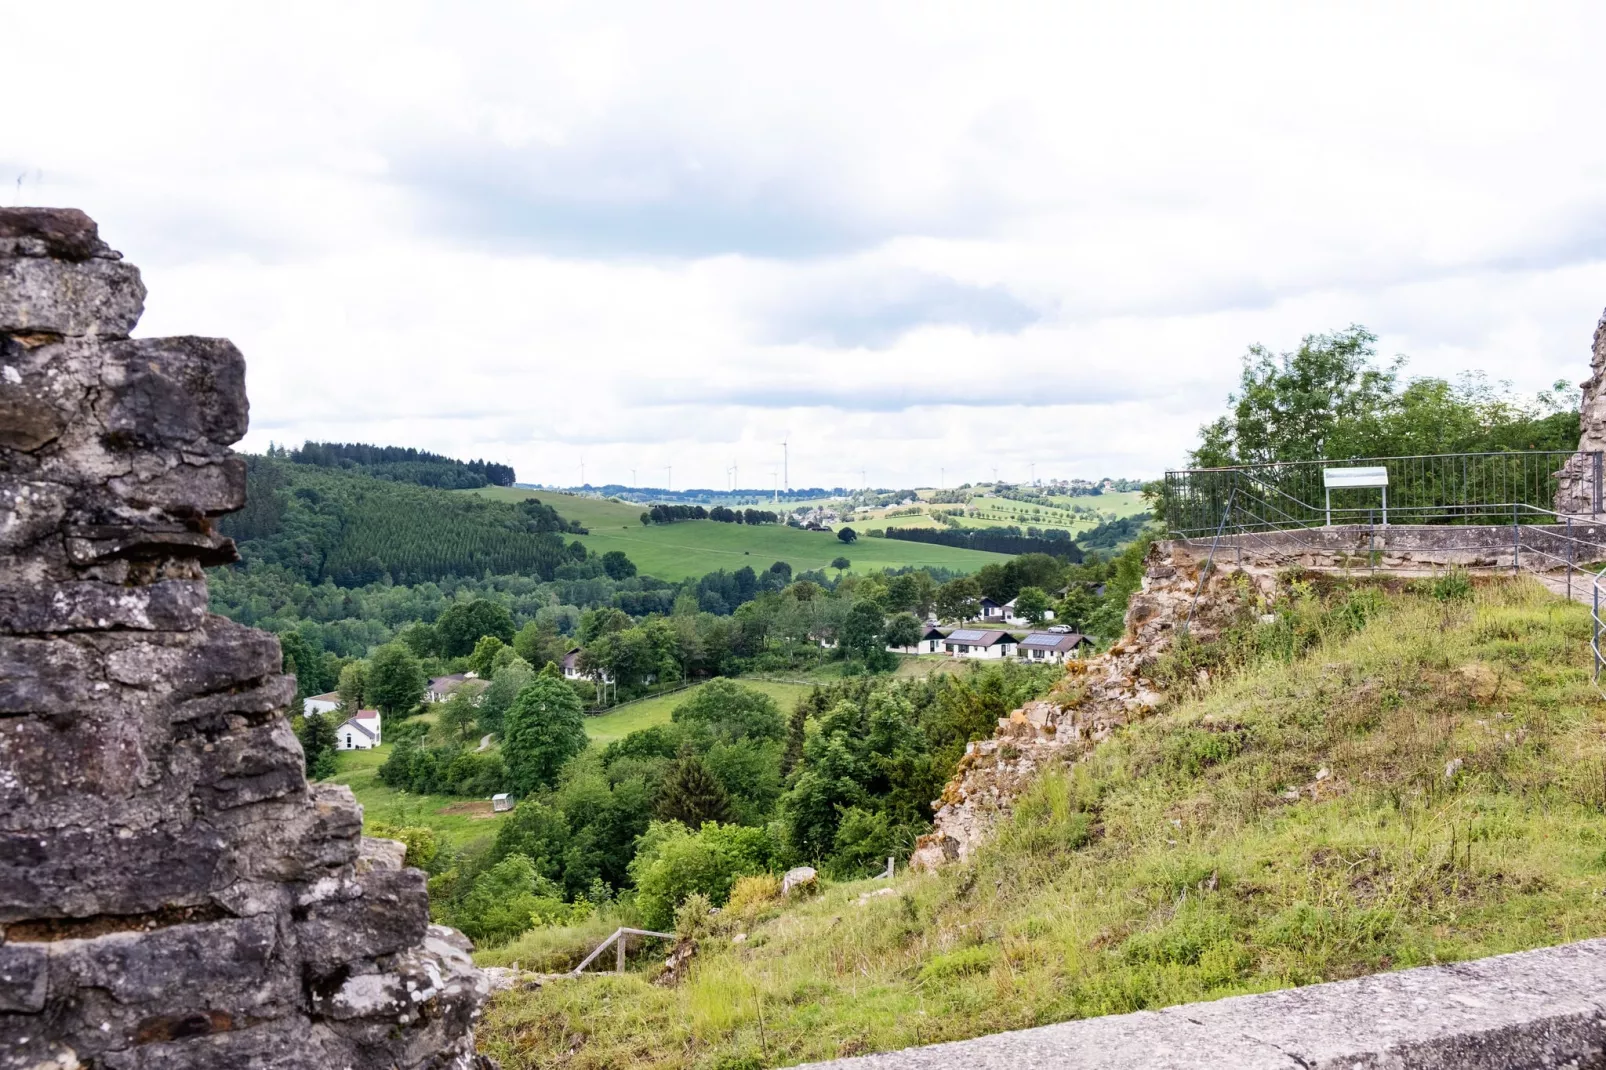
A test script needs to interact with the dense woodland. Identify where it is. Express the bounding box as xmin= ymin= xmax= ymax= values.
xmin=282 ymin=440 xmax=516 ymax=488
xmin=885 ymin=526 xmax=1086 ymax=558
xmin=379 ymin=665 xmax=1059 ymax=946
